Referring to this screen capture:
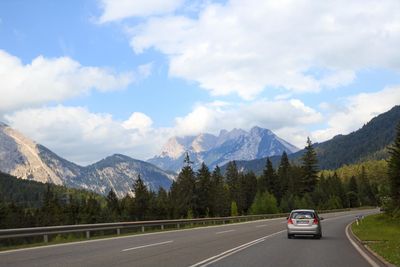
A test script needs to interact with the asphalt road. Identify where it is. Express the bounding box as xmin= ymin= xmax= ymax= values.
xmin=0 ymin=209 xmax=379 ymax=267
